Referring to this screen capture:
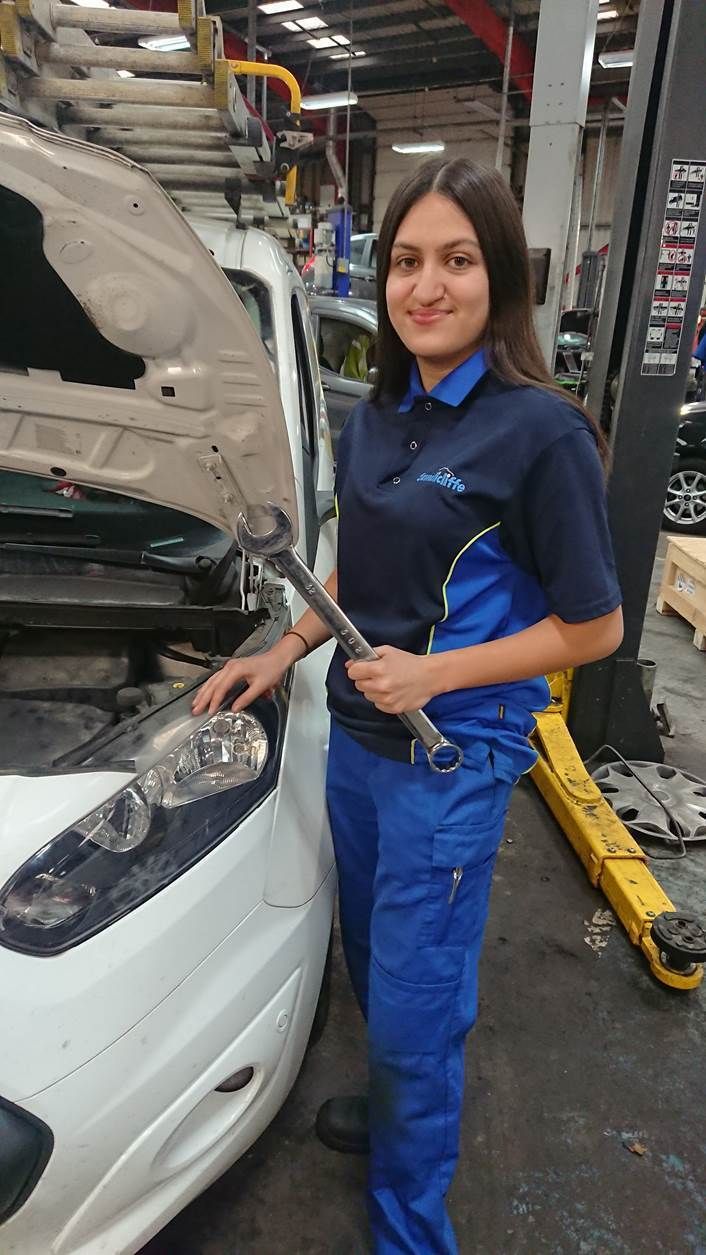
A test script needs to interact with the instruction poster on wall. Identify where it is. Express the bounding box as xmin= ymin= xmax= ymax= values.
xmin=642 ymin=158 xmax=704 ymax=376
